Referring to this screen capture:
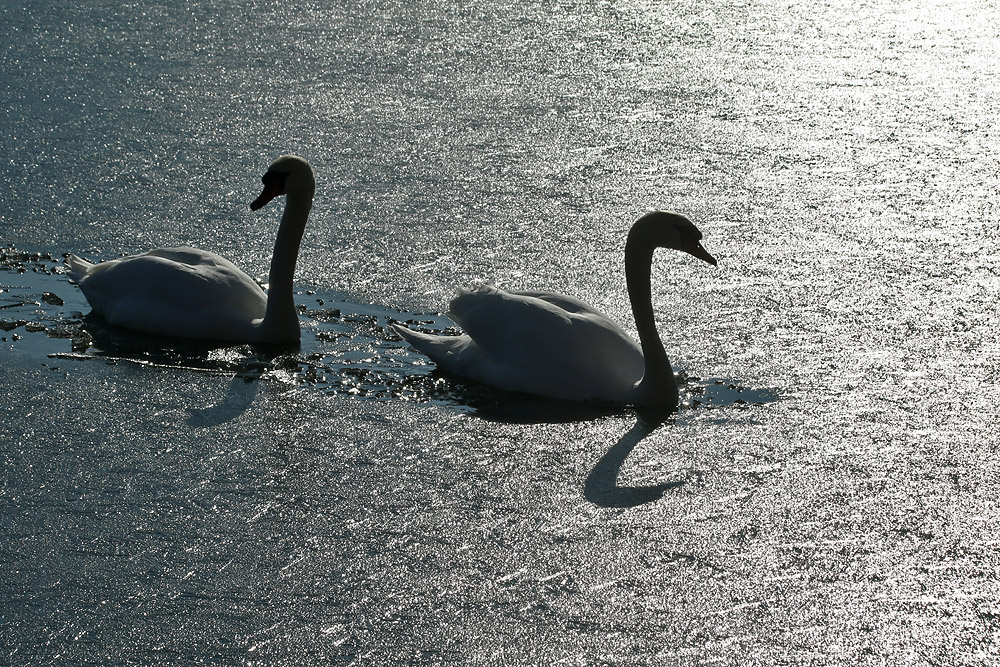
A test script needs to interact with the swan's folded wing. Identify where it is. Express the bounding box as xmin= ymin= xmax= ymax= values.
xmin=74 ymin=251 xmax=267 ymax=336
xmin=511 ymin=290 xmax=614 ymax=319
xmin=145 ymin=246 xmax=250 ymax=278
xmin=448 ymin=286 xmax=573 ymax=359
xmin=447 ymin=286 xmax=645 ymax=393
